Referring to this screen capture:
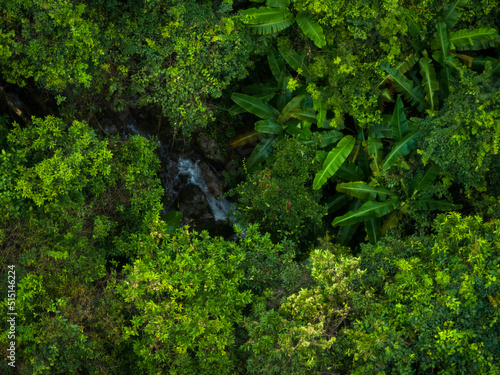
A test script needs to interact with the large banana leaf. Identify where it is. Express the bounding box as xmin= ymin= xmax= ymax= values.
xmin=255 ymin=119 xmax=283 ymax=135
xmin=381 ymin=131 xmax=420 ymax=171
xmin=266 ymin=0 xmax=290 ymax=7
xmin=441 ymin=0 xmax=467 ymax=29
xmin=230 ymin=130 xmax=263 ymax=147
xmin=404 ymin=9 xmax=423 ymax=37
xmin=381 ymin=63 xmax=428 ymax=112
xmin=419 ymin=51 xmax=440 ymax=110
xmin=313 ymin=96 xmax=327 ymax=128
xmin=369 ymin=121 xmax=393 ymax=139
xmin=325 ymin=193 xmax=350 ymax=214
xmin=381 ymin=210 xmax=399 ymax=236
xmin=319 ymin=130 xmax=343 ymax=148
xmin=390 ymin=95 xmax=408 ymax=141
xmin=332 ymin=198 xmax=400 ymax=227
xmin=448 ymin=28 xmax=498 ymax=50
xmin=456 ymin=35 xmax=500 ymax=51
xmin=246 ymin=136 xmax=277 ymax=172
xmin=278 ymin=45 xmax=312 ymax=79
xmin=335 ymin=161 xmax=365 ymax=181
xmin=163 ymin=211 xmax=183 ymax=234
xmin=288 ymin=107 xmax=317 ymax=123
xmin=365 ymin=216 xmax=381 ymax=244
xmin=231 ymin=93 xmax=280 ymax=120
xmin=313 ymin=136 xmax=355 ymax=190
xmin=296 ymin=14 xmax=326 ymax=48
xmin=336 ymin=182 xmax=397 ymax=201
xmin=337 ymin=199 xmax=363 ymax=245
xmin=377 ymin=54 xmax=419 ymax=88
xmin=414 ymin=198 xmax=462 ymax=211
xmin=267 ymin=47 xmax=286 ymax=82
xmin=431 ymin=22 xmax=449 ymax=66
xmin=472 ymin=57 xmax=500 ymax=77
xmin=241 ymin=7 xmax=294 ymax=35
xmin=277 ymin=95 xmax=306 ymax=124
xmin=409 ymin=164 xmax=440 ymax=196
xmin=285 ymin=123 xmax=312 ymax=139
